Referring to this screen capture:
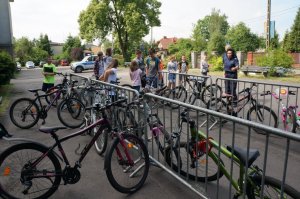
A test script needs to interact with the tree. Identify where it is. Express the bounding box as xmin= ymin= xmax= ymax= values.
xmin=71 ymin=48 xmax=84 ymax=61
xmin=78 ymin=0 xmax=161 ymax=61
xmin=225 ymin=22 xmax=260 ymax=52
xmin=207 ymin=32 xmax=225 ymax=54
xmin=36 ymin=34 xmax=52 ymax=55
xmin=14 ymin=37 xmax=35 ymax=65
xmin=31 ymin=47 xmax=48 ymax=65
xmin=270 ymin=31 xmax=280 ymax=49
xmin=192 ymin=9 xmax=229 ymax=50
xmin=286 ymin=7 xmax=300 ymax=52
xmin=63 ymin=35 xmax=82 ymax=55
xmin=168 ymin=38 xmax=194 ymax=61
xmin=281 ymin=31 xmax=290 ymax=51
